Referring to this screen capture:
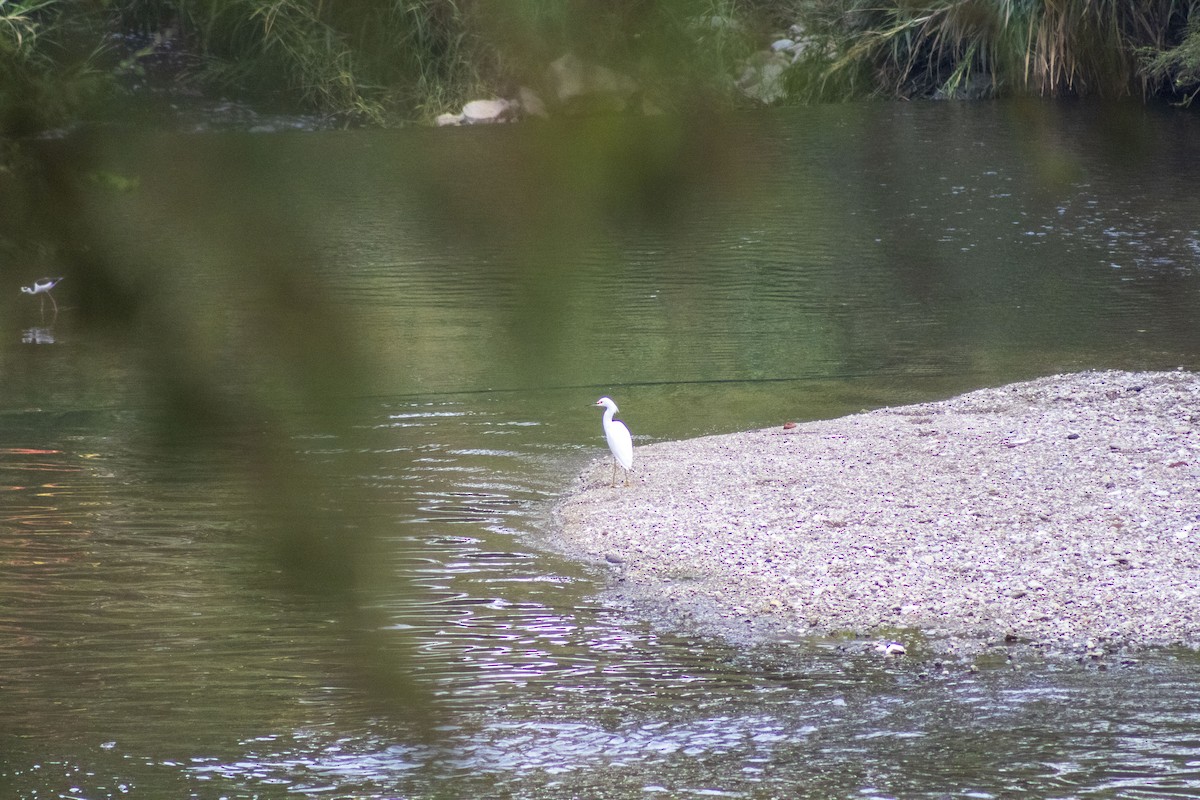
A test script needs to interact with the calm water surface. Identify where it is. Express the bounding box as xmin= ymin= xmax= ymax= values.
xmin=3 ymin=102 xmax=1200 ymax=798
